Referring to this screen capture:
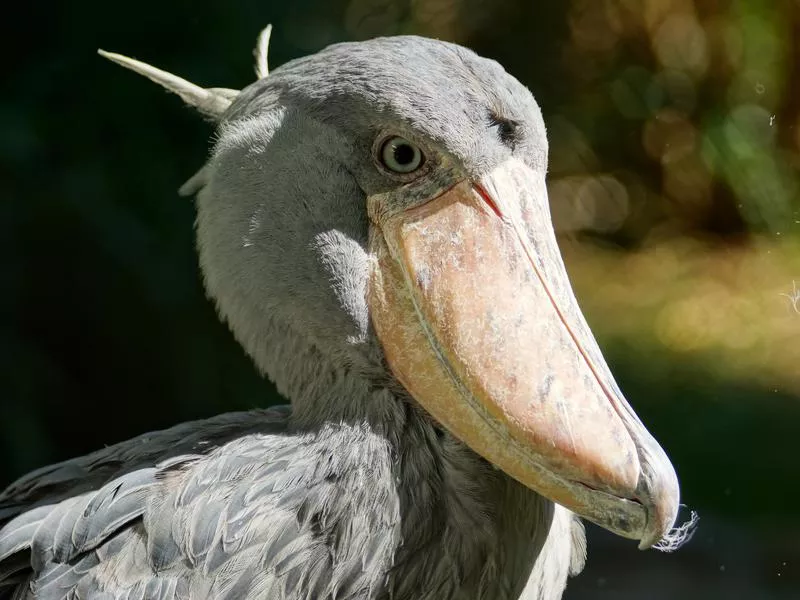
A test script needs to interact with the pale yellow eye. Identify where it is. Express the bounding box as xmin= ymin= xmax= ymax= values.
xmin=379 ymin=136 xmax=424 ymax=174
